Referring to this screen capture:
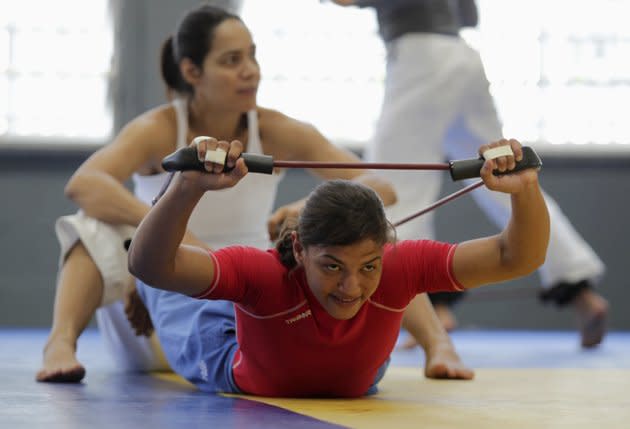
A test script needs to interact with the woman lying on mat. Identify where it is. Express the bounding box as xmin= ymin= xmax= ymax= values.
xmin=128 ymin=138 xmax=549 ymax=397
xmin=38 ymin=4 xmax=471 ymax=384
